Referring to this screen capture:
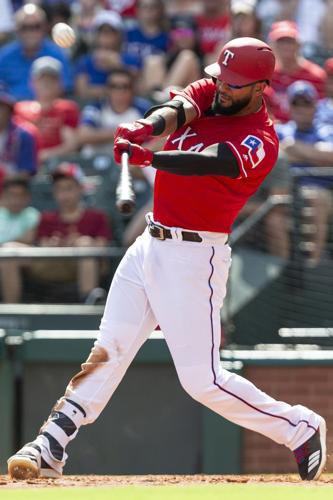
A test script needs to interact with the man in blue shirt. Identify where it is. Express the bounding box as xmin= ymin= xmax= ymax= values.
xmin=277 ymin=80 xmax=333 ymax=264
xmin=315 ymin=58 xmax=333 ymax=130
xmin=77 ymin=68 xmax=150 ymax=156
xmin=75 ymin=10 xmax=140 ymax=101
xmin=0 ymin=3 xmax=73 ymax=100
xmin=125 ymin=0 xmax=169 ymax=64
xmin=0 ymin=83 xmax=37 ymax=177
